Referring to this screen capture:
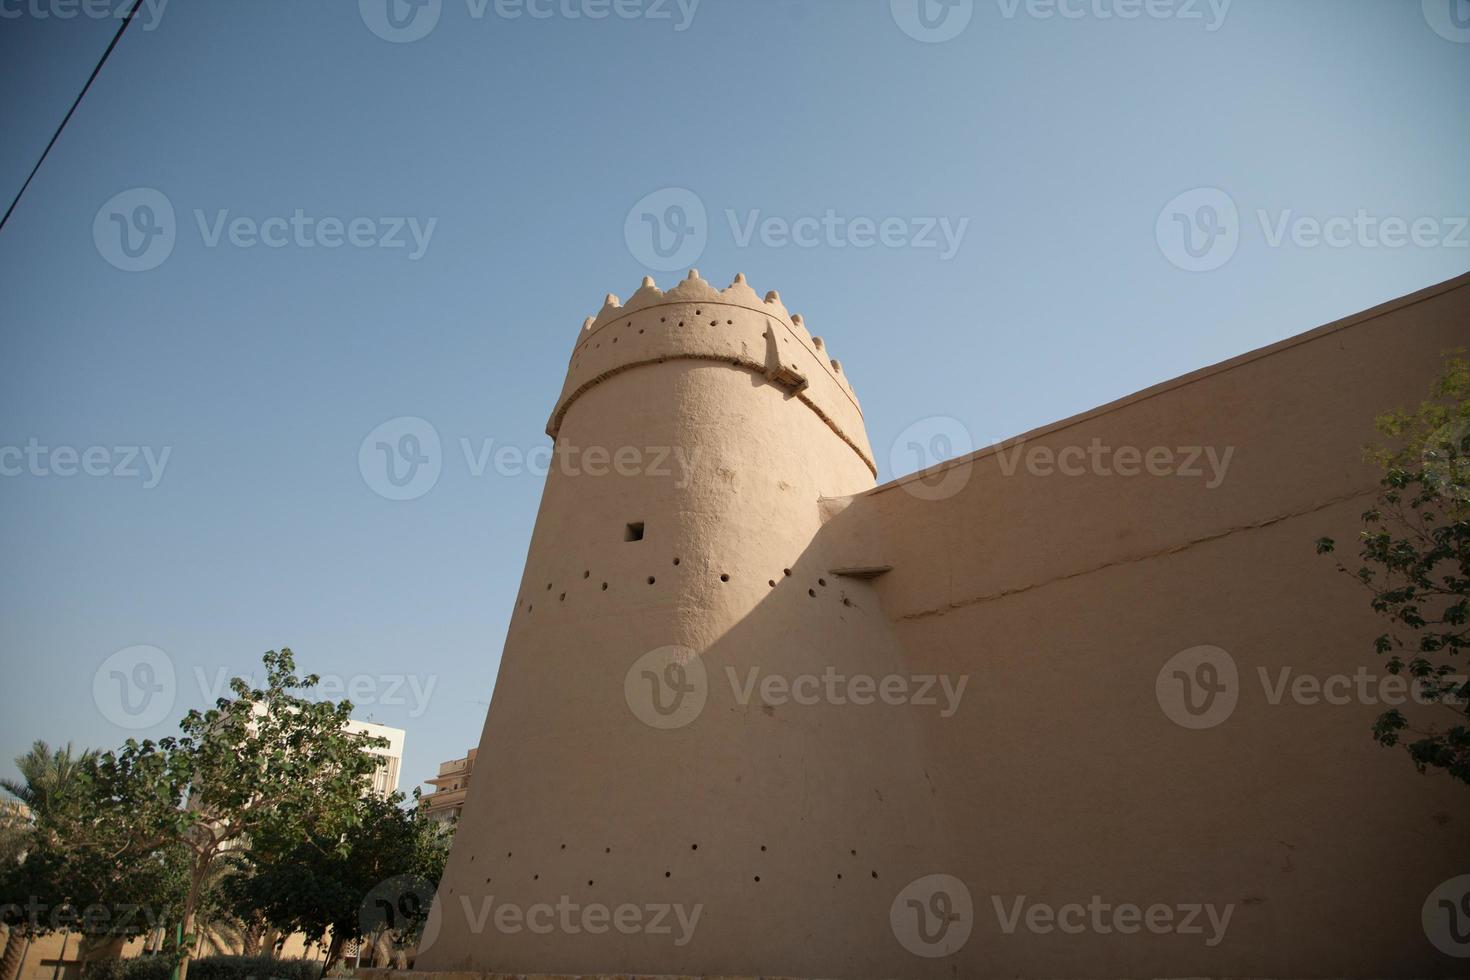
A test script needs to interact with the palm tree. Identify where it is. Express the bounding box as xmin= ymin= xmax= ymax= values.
xmin=0 ymin=742 xmax=98 ymax=980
